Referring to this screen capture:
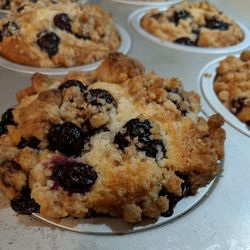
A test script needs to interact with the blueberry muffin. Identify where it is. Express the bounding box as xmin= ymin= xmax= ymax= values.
xmin=141 ymin=1 xmax=244 ymax=48
xmin=0 ymin=53 xmax=225 ymax=223
xmin=10 ymin=0 xmax=81 ymax=12
xmin=0 ymin=3 xmax=120 ymax=68
xmin=214 ymin=51 xmax=250 ymax=126
xmin=0 ymin=0 xmax=80 ymax=11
